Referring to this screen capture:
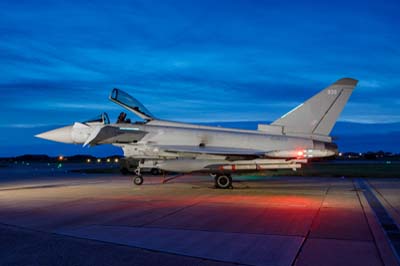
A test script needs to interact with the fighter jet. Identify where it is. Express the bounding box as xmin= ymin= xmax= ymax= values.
xmin=36 ymin=78 xmax=357 ymax=188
